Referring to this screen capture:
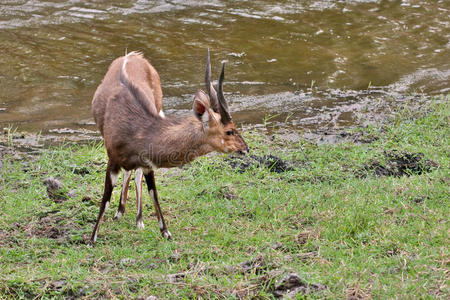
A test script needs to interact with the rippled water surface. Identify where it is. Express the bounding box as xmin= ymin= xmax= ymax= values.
xmin=0 ymin=0 xmax=448 ymax=132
